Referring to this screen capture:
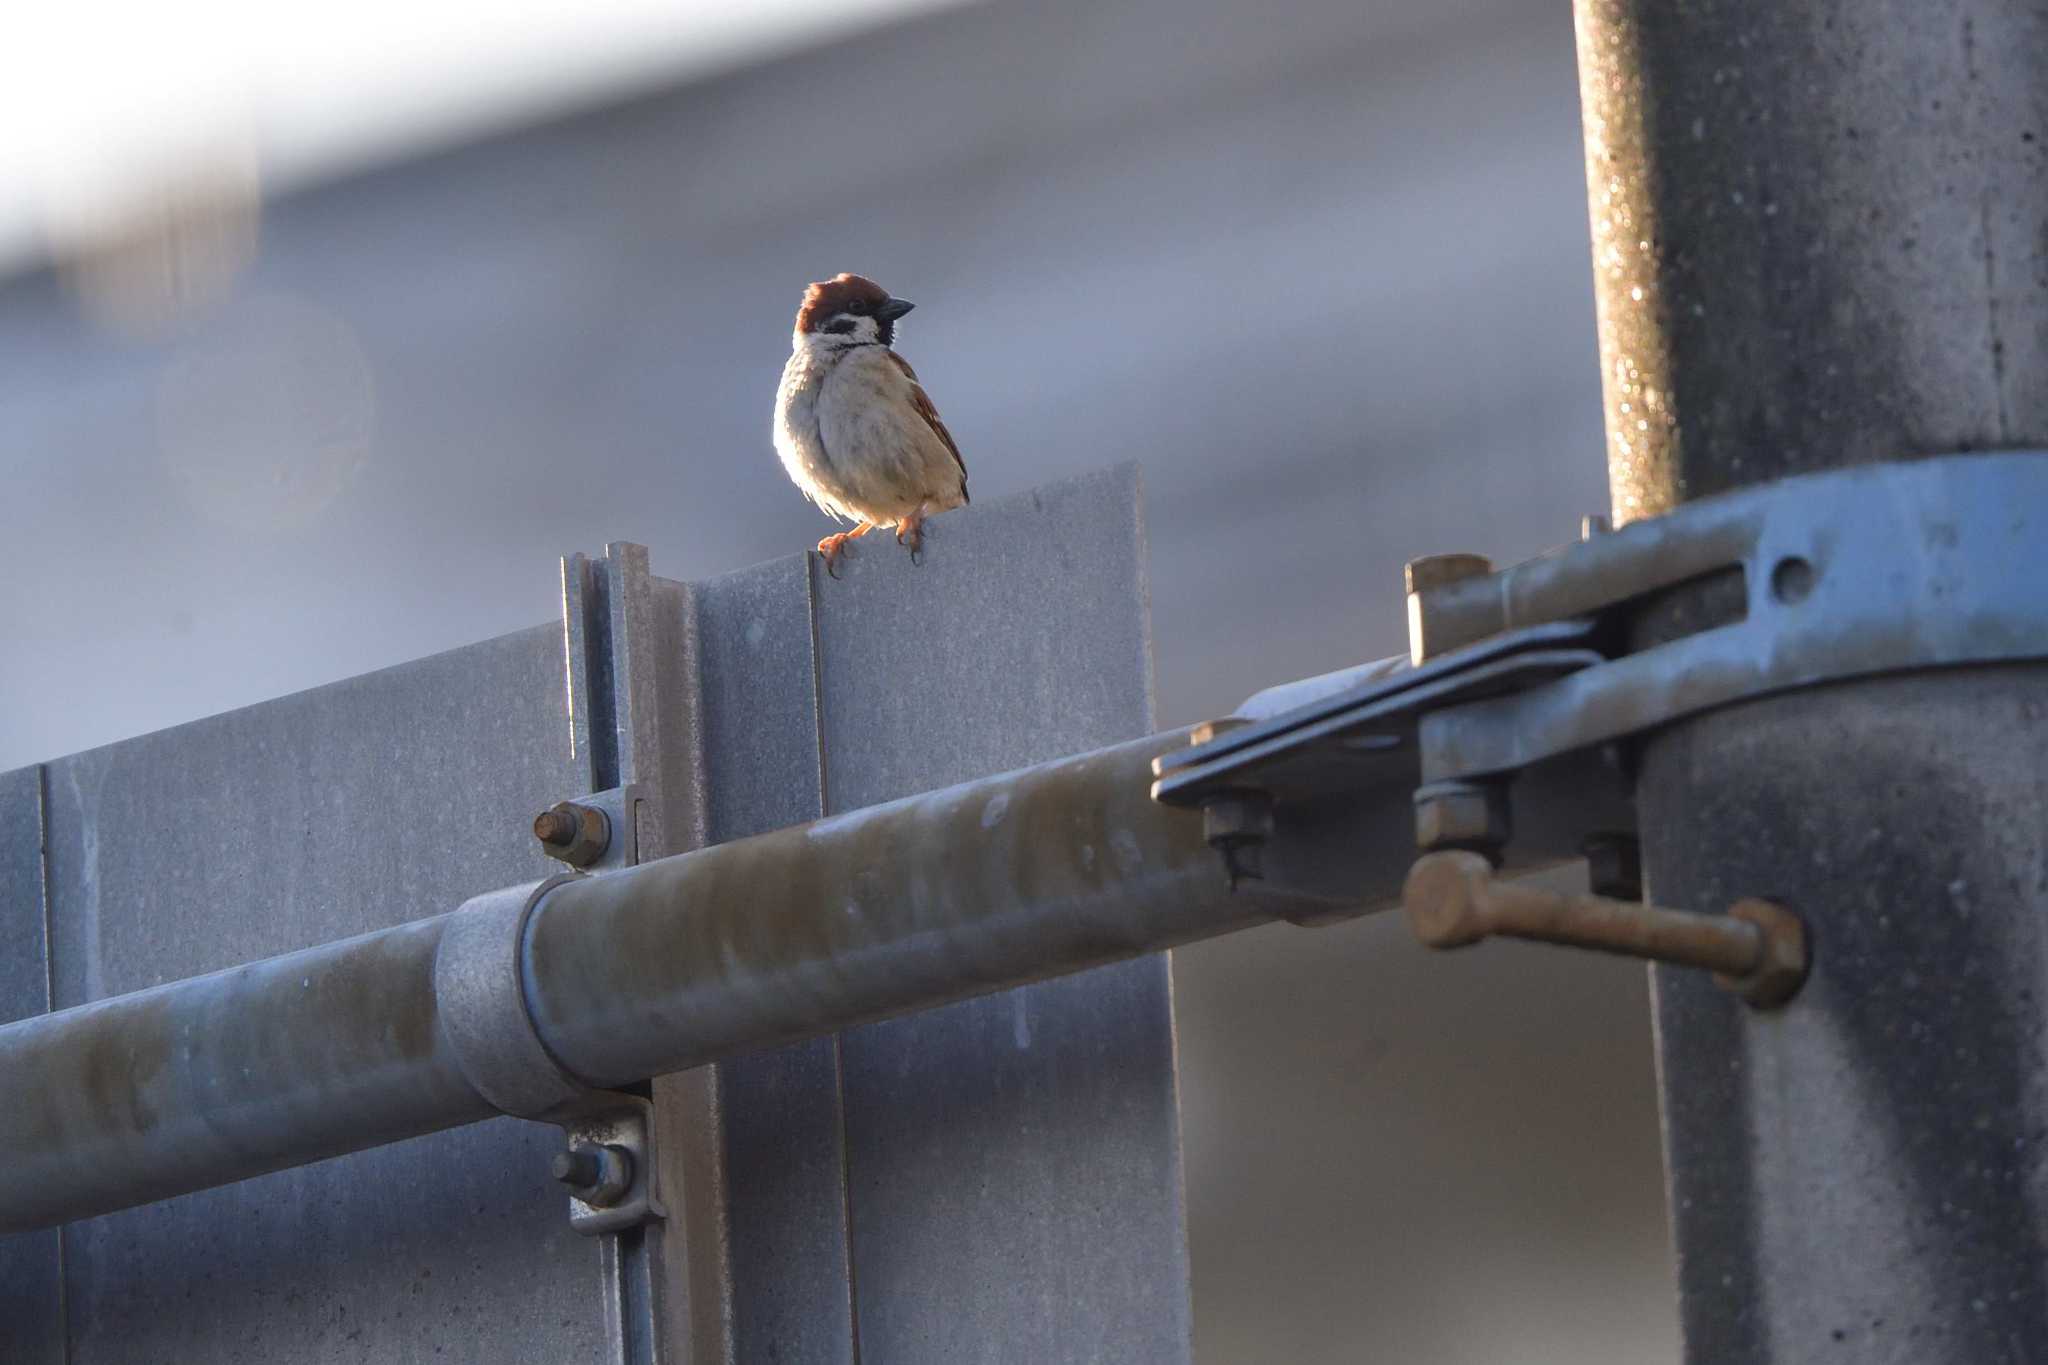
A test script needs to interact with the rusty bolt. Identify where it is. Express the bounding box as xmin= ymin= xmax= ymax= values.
xmin=551 ymin=1141 xmax=633 ymax=1207
xmin=533 ymin=801 xmax=610 ymax=868
xmin=1713 ymin=898 xmax=1810 ymax=1008
xmin=1402 ymin=850 xmax=1494 ymax=948
xmin=1413 ymin=781 xmax=1510 ymax=856
xmin=1402 ymin=850 xmax=1810 ymax=1011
